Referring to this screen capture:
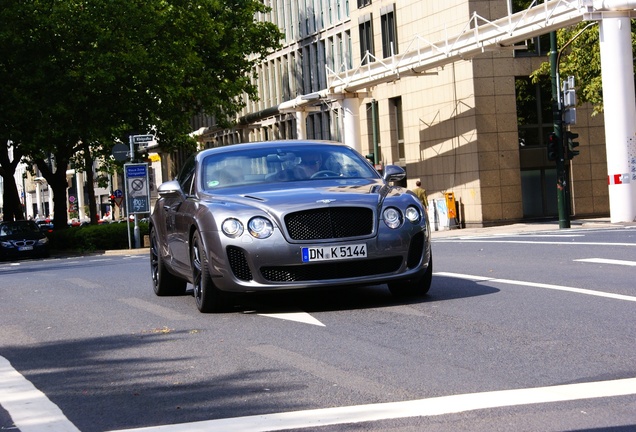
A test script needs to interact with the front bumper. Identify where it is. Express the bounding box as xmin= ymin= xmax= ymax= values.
xmin=201 ymin=224 xmax=430 ymax=293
